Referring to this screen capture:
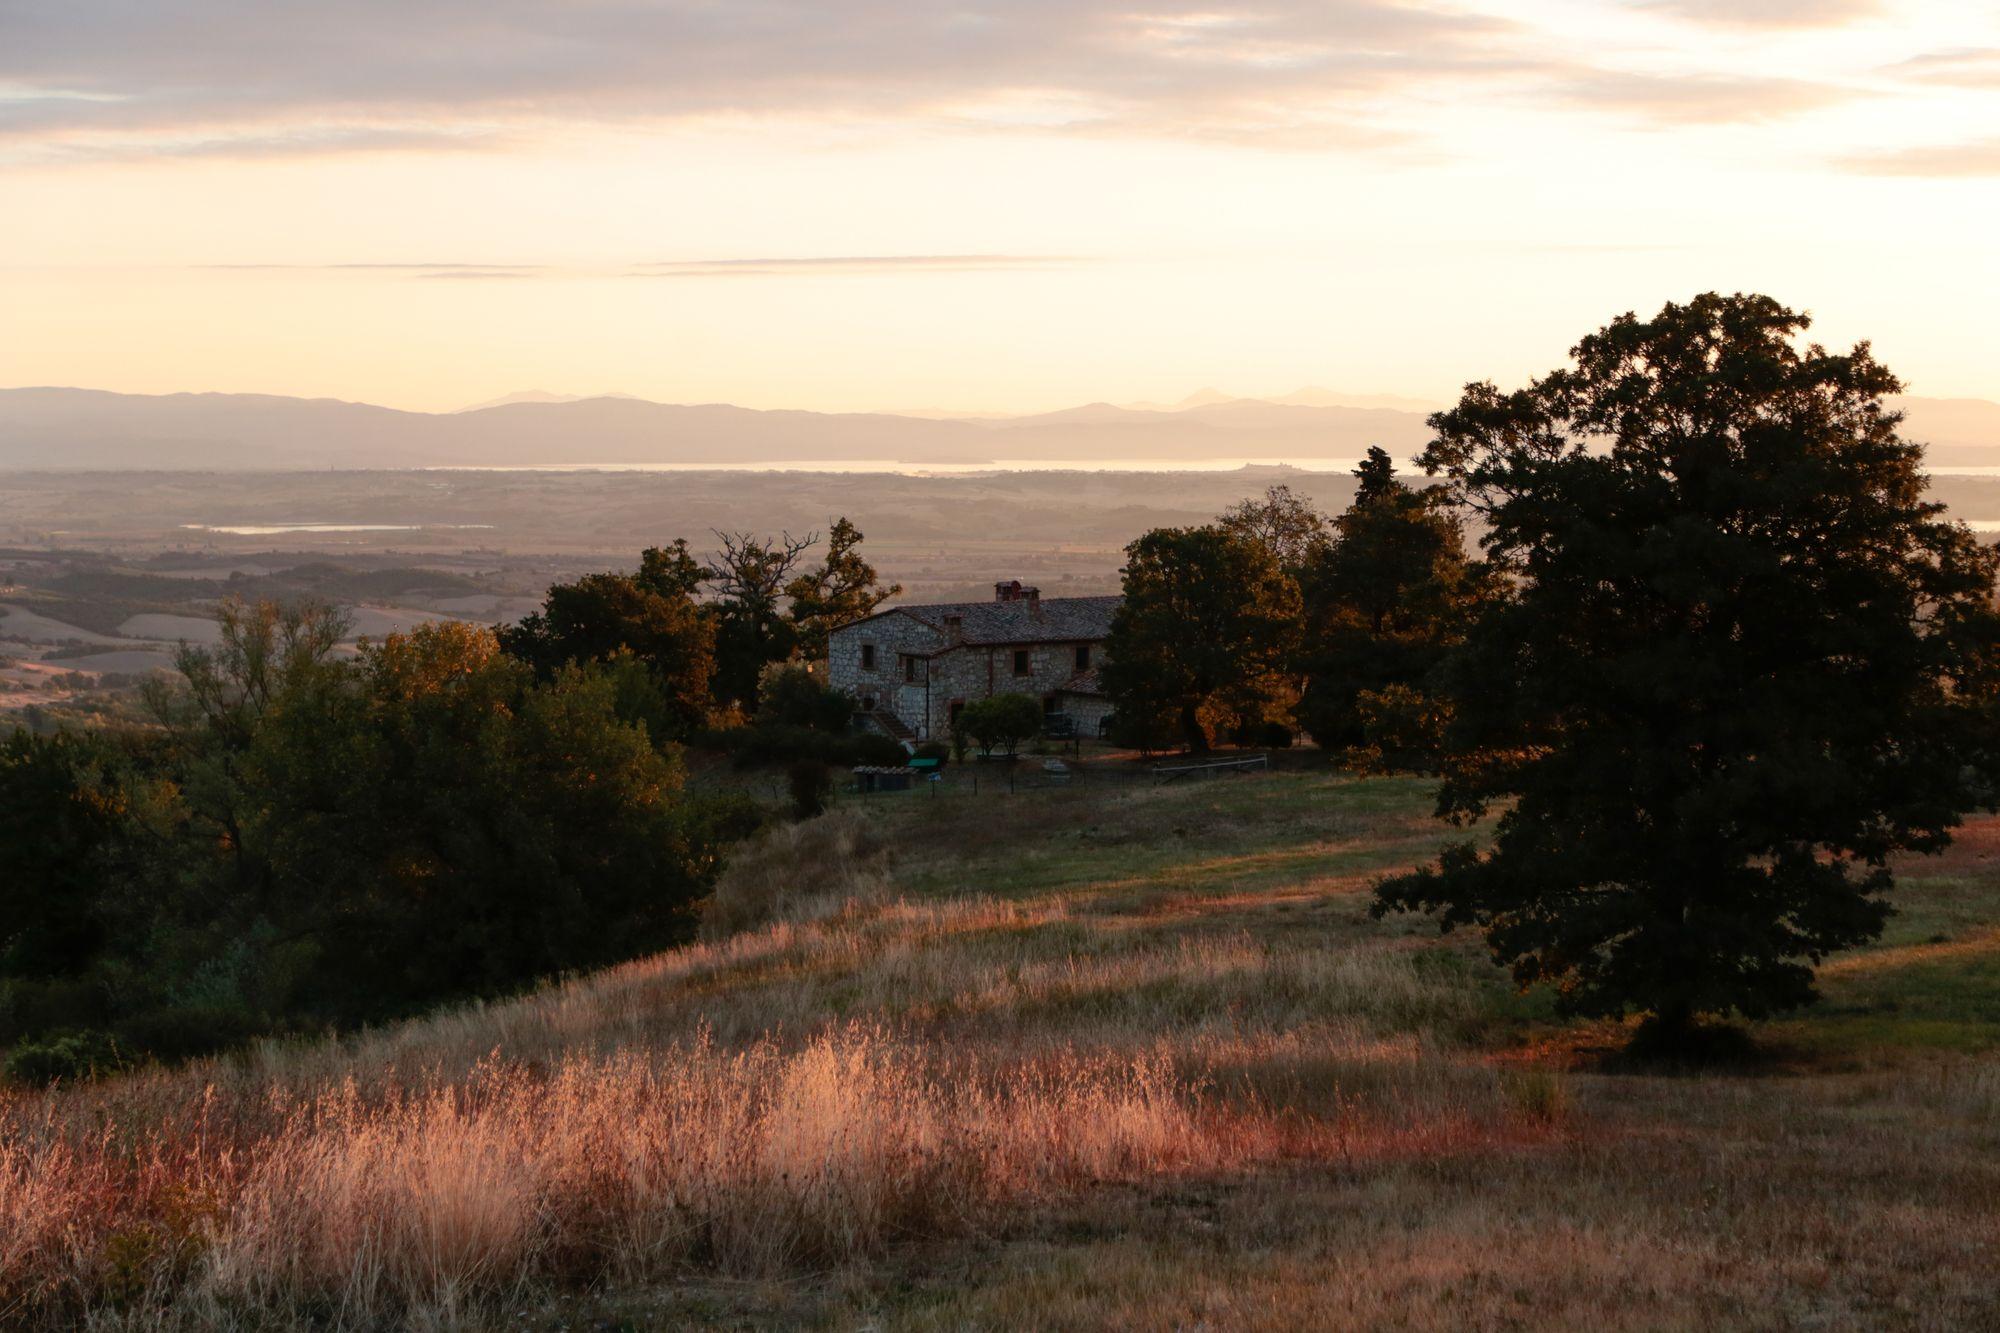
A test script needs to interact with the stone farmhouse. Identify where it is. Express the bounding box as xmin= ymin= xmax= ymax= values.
xmin=827 ymin=581 xmax=1120 ymax=743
